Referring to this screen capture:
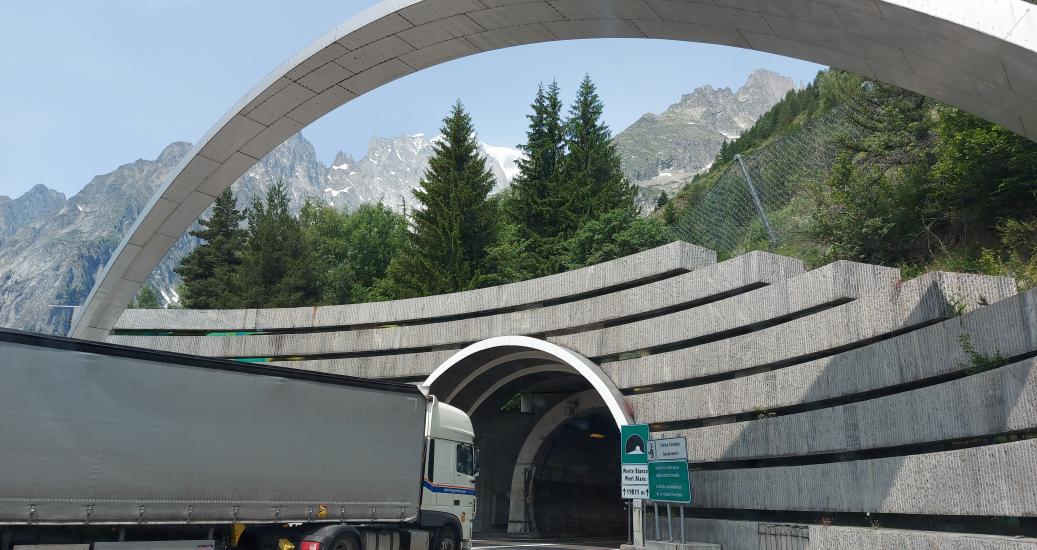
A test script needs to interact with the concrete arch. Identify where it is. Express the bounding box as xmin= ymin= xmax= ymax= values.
xmin=425 ymin=335 xmax=632 ymax=427
xmin=70 ymin=0 xmax=1037 ymax=340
